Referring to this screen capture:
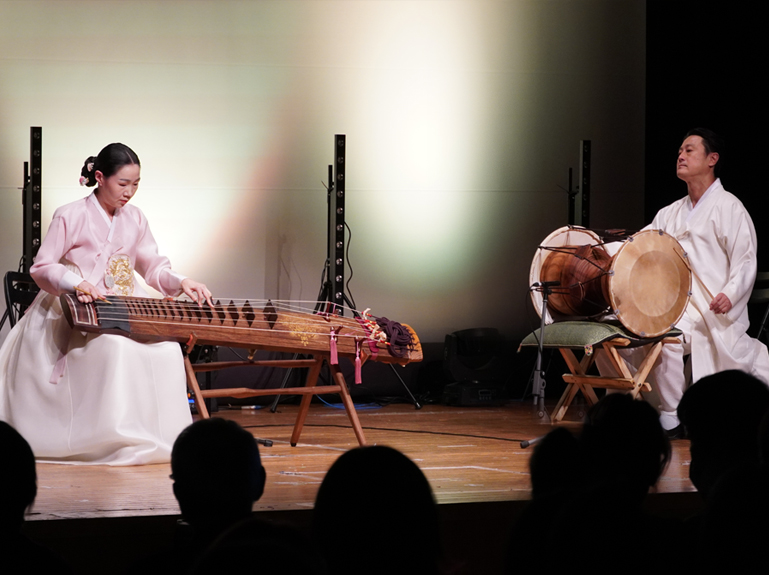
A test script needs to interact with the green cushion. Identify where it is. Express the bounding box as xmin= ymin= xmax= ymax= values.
xmin=520 ymin=321 xmax=681 ymax=350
